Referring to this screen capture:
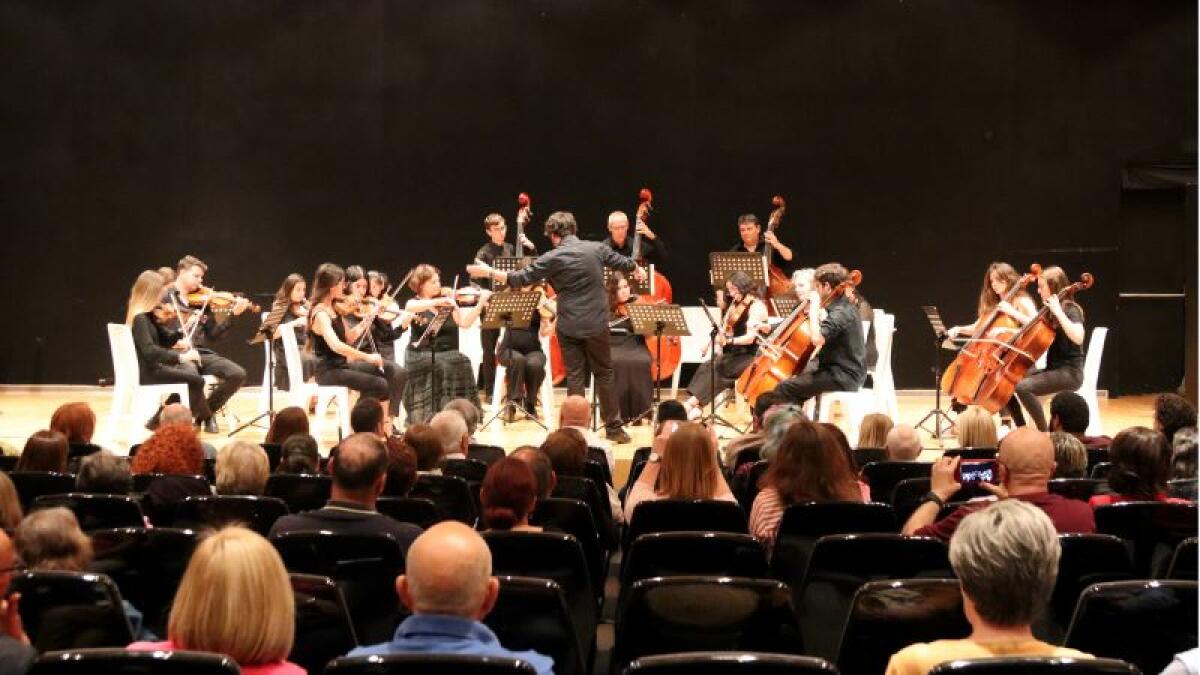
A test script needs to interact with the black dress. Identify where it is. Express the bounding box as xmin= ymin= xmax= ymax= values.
xmin=608 ymin=310 xmax=653 ymax=422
